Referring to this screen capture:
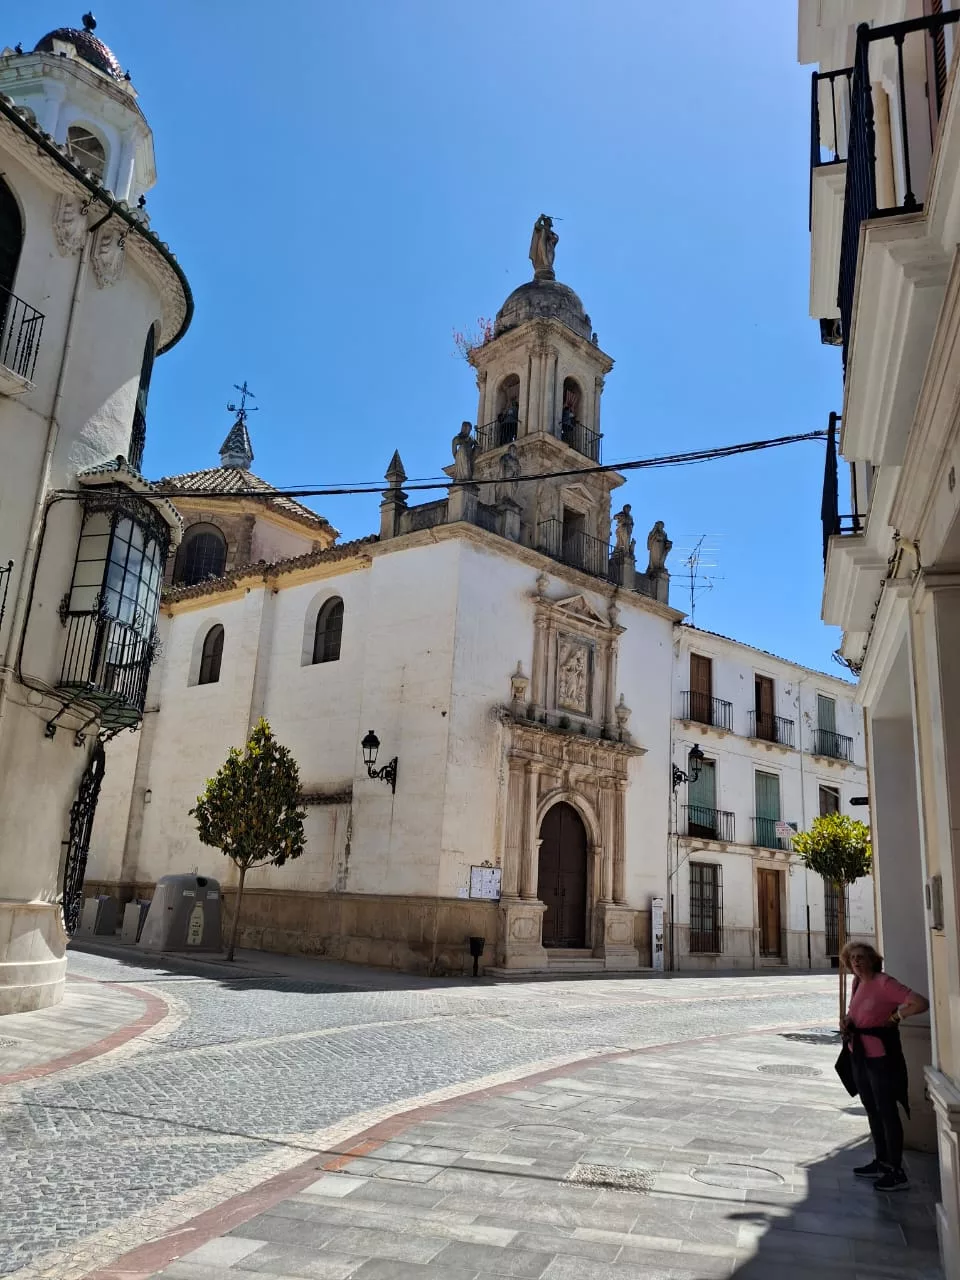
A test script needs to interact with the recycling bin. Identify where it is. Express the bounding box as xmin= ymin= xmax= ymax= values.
xmin=139 ymin=875 xmax=221 ymax=952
